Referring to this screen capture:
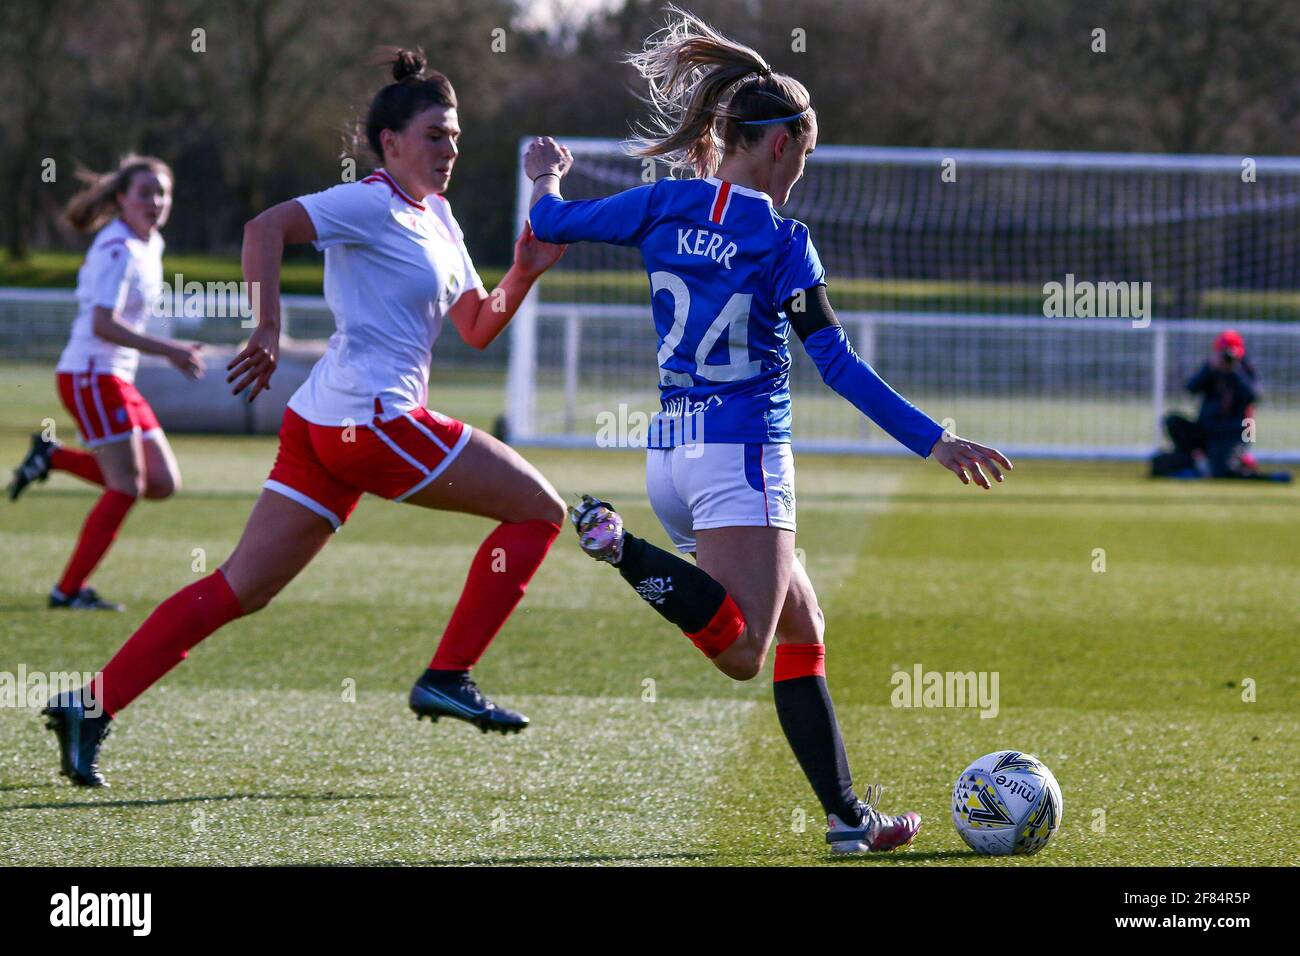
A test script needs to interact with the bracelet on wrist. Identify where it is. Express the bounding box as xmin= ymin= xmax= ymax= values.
xmin=531 ymin=171 xmax=561 ymax=183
